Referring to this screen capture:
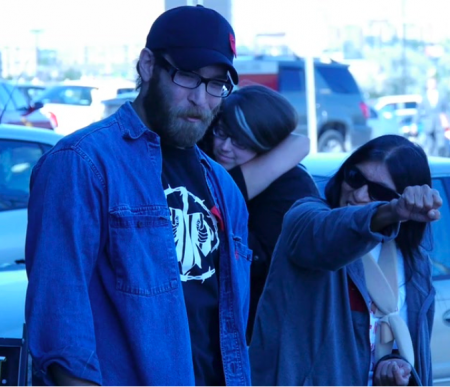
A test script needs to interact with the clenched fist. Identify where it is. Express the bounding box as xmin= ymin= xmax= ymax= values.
xmin=390 ymin=185 xmax=442 ymax=223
